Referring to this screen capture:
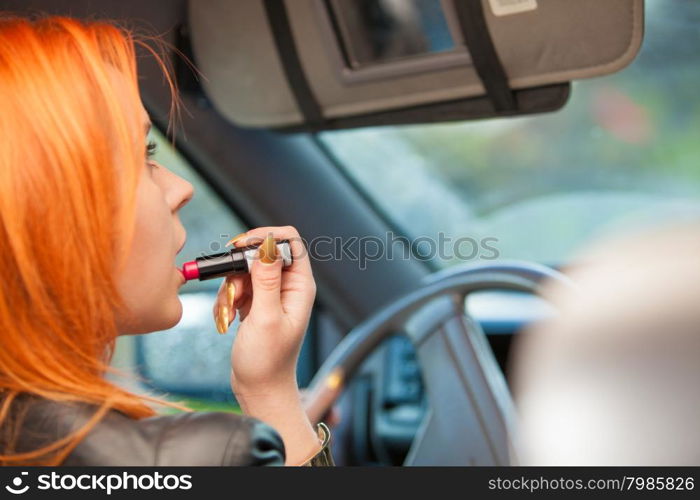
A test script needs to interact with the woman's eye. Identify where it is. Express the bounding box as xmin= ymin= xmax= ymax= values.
xmin=146 ymin=140 xmax=157 ymax=159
